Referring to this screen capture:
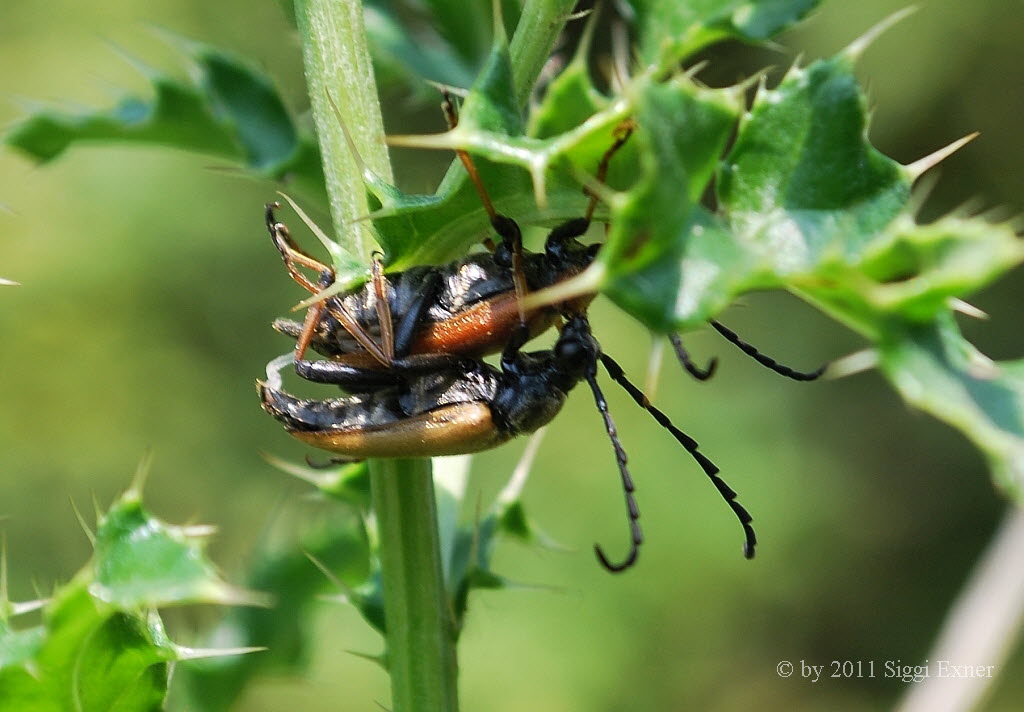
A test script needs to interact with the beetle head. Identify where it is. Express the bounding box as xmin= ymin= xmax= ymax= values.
xmin=551 ymin=314 xmax=600 ymax=386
